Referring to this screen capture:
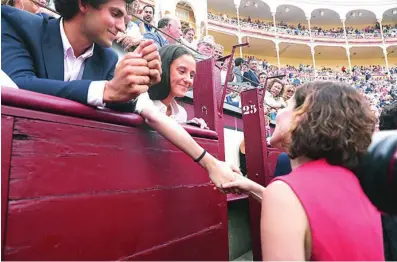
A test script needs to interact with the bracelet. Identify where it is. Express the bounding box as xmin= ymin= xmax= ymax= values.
xmin=194 ymin=150 xmax=207 ymax=162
